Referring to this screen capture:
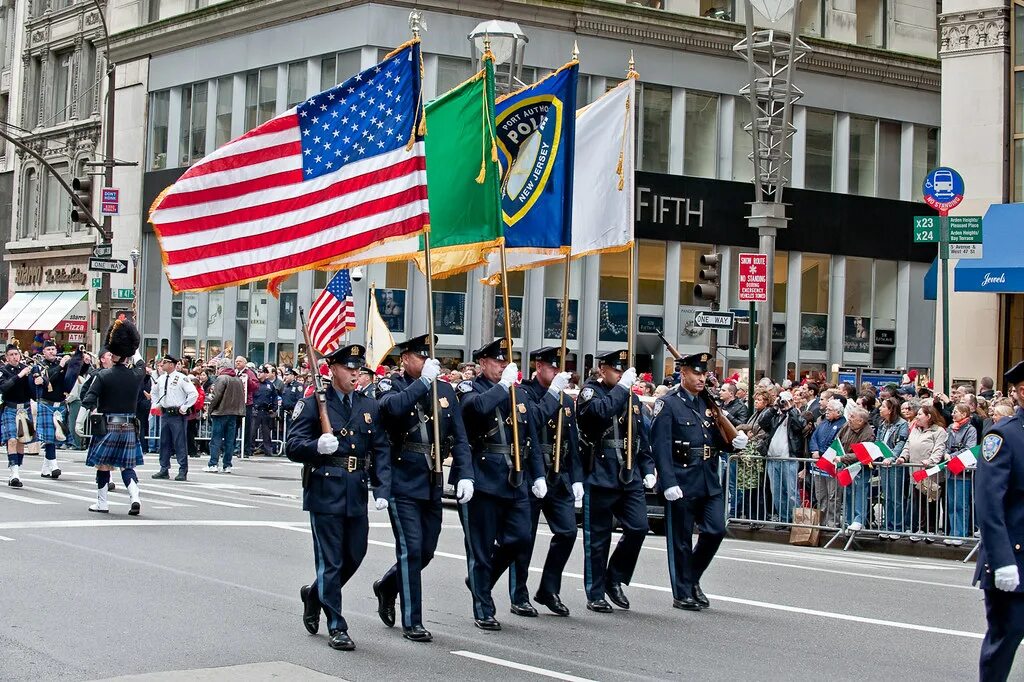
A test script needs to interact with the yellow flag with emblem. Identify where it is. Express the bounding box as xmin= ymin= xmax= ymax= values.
xmin=365 ymin=284 xmax=395 ymax=371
